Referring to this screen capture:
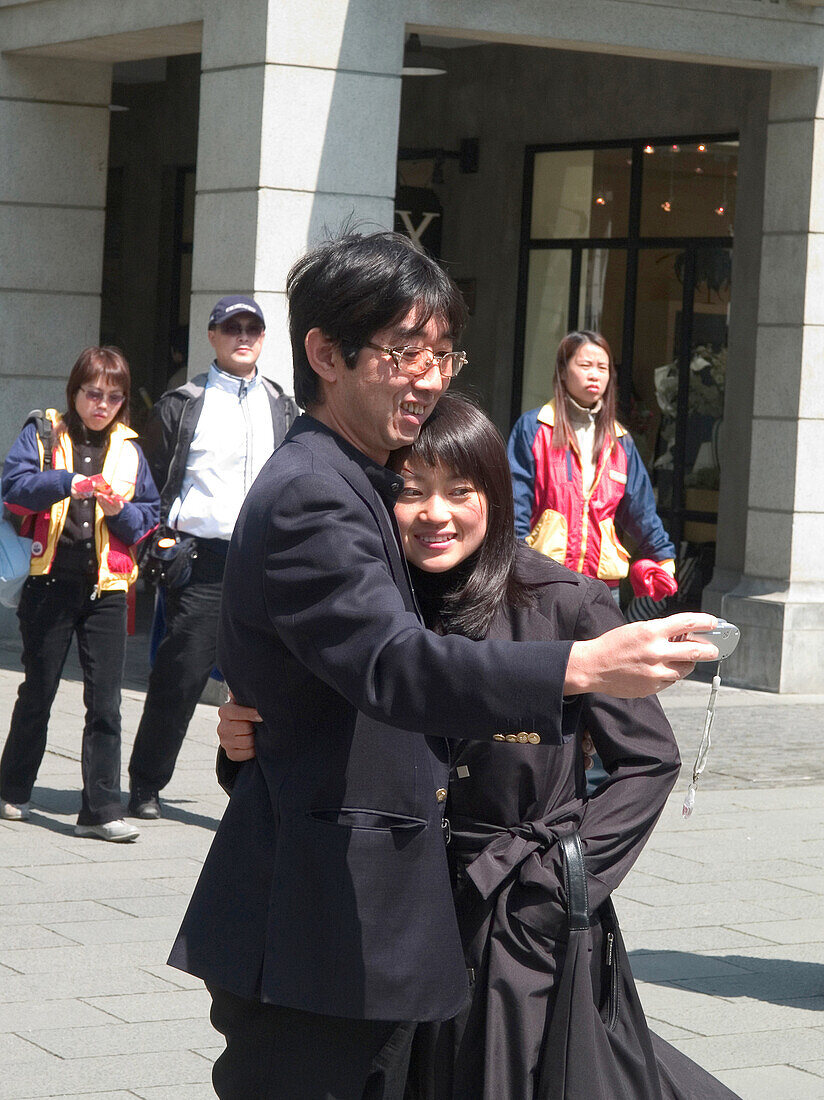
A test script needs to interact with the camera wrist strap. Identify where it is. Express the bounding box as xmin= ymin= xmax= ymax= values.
xmin=682 ymin=661 xmax=722 ymax=819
